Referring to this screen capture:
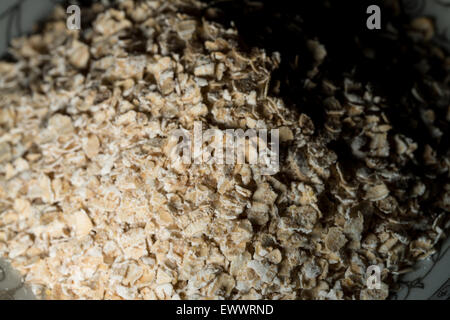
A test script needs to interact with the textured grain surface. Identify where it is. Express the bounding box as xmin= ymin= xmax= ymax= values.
xmin=0 ymin=0 xmax=448 ymax=300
